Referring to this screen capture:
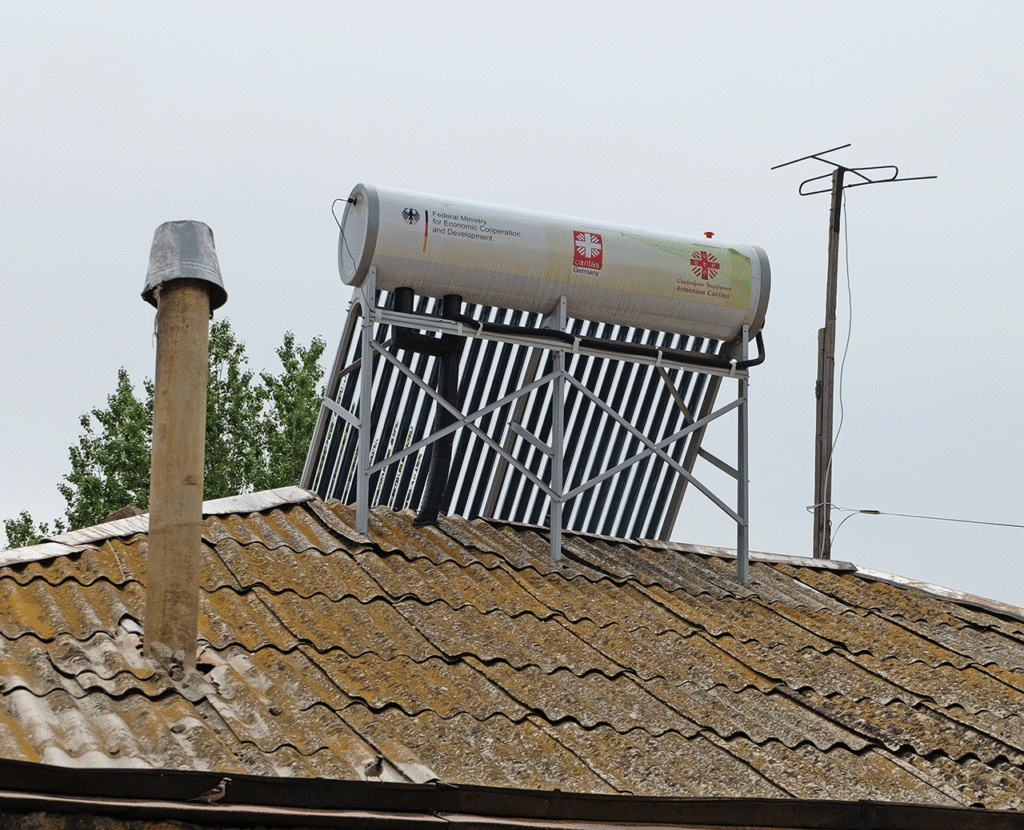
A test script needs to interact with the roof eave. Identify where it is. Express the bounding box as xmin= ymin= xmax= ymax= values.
xmin=1 ymin=771 xmax=1020 ymax=830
